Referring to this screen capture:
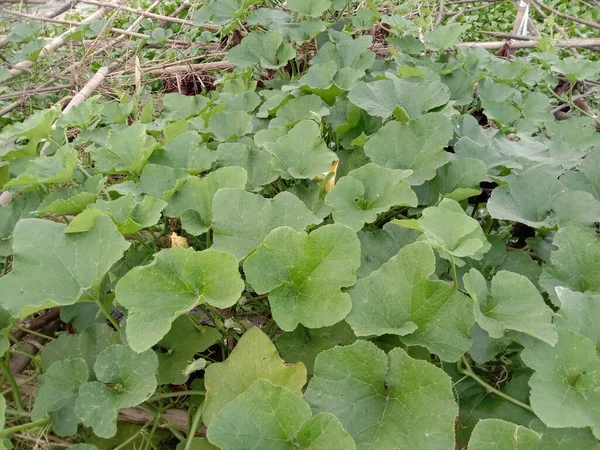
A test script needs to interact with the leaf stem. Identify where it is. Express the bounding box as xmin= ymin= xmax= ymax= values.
xmin=94 ymin=298 xmax=121 ymax=332
xmin=114 ymin=419 xmax=152 ymax=450
xmin=0 ymin=358 xmax=23 ymax=411
xmin=0 ymin=418 xmax=49 ymax=437
xmin=449 ymin=254 xmax=458 ymax=290
xmin=457 ymin=356 xmax=533 ymax=412
xmin=148 ymin=390 xmax=206 ymax=402
xmin=184 ymin=406 xmax=204 ymax=450
xmin=13 ymin=324 xmax=54 ymax=340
